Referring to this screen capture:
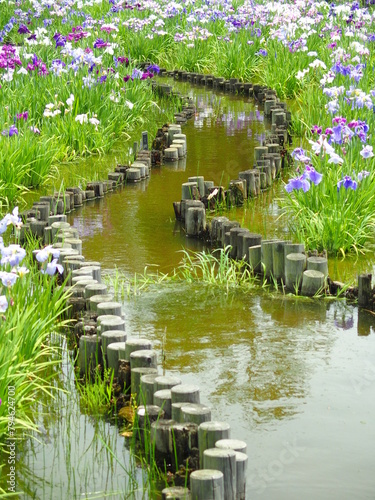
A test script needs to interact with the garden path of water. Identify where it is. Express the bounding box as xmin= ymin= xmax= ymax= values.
xmin=10 ymin=80 xmax=375 ymax=499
